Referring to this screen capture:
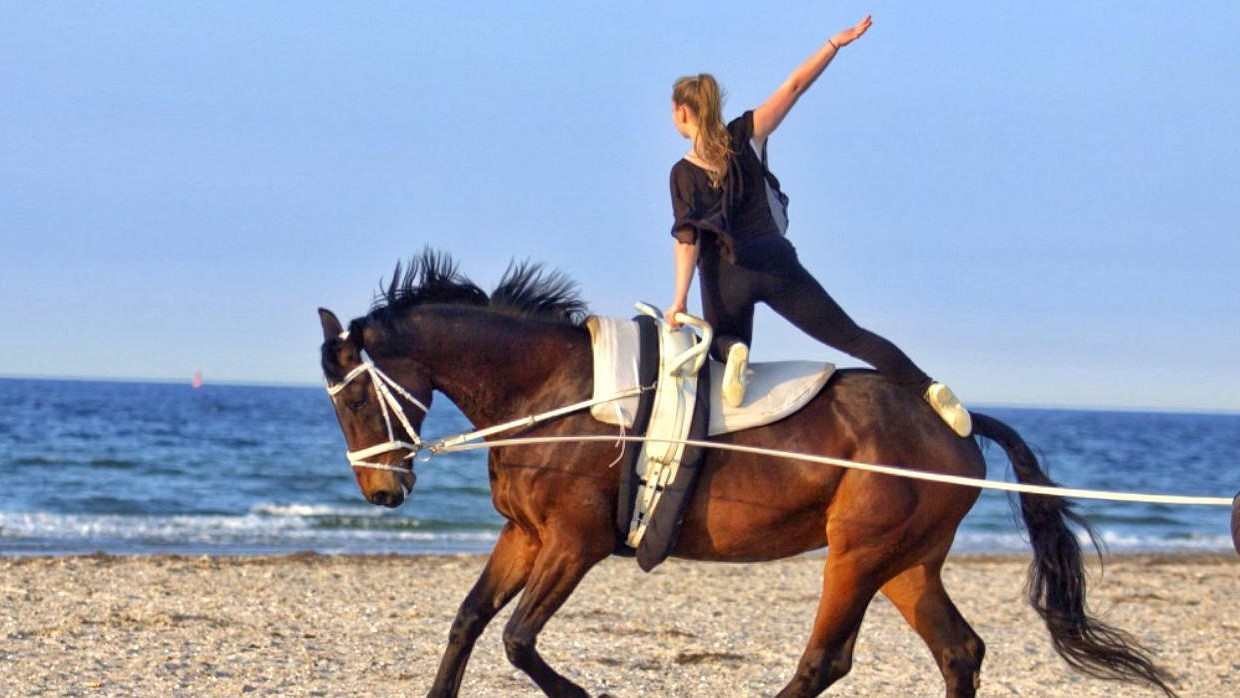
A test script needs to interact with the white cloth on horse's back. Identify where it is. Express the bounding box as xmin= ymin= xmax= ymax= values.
xmin=586 ymin=315 xmax=835 ymax=436
xmin=585 ymin=315 xmax=644 ymax=426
